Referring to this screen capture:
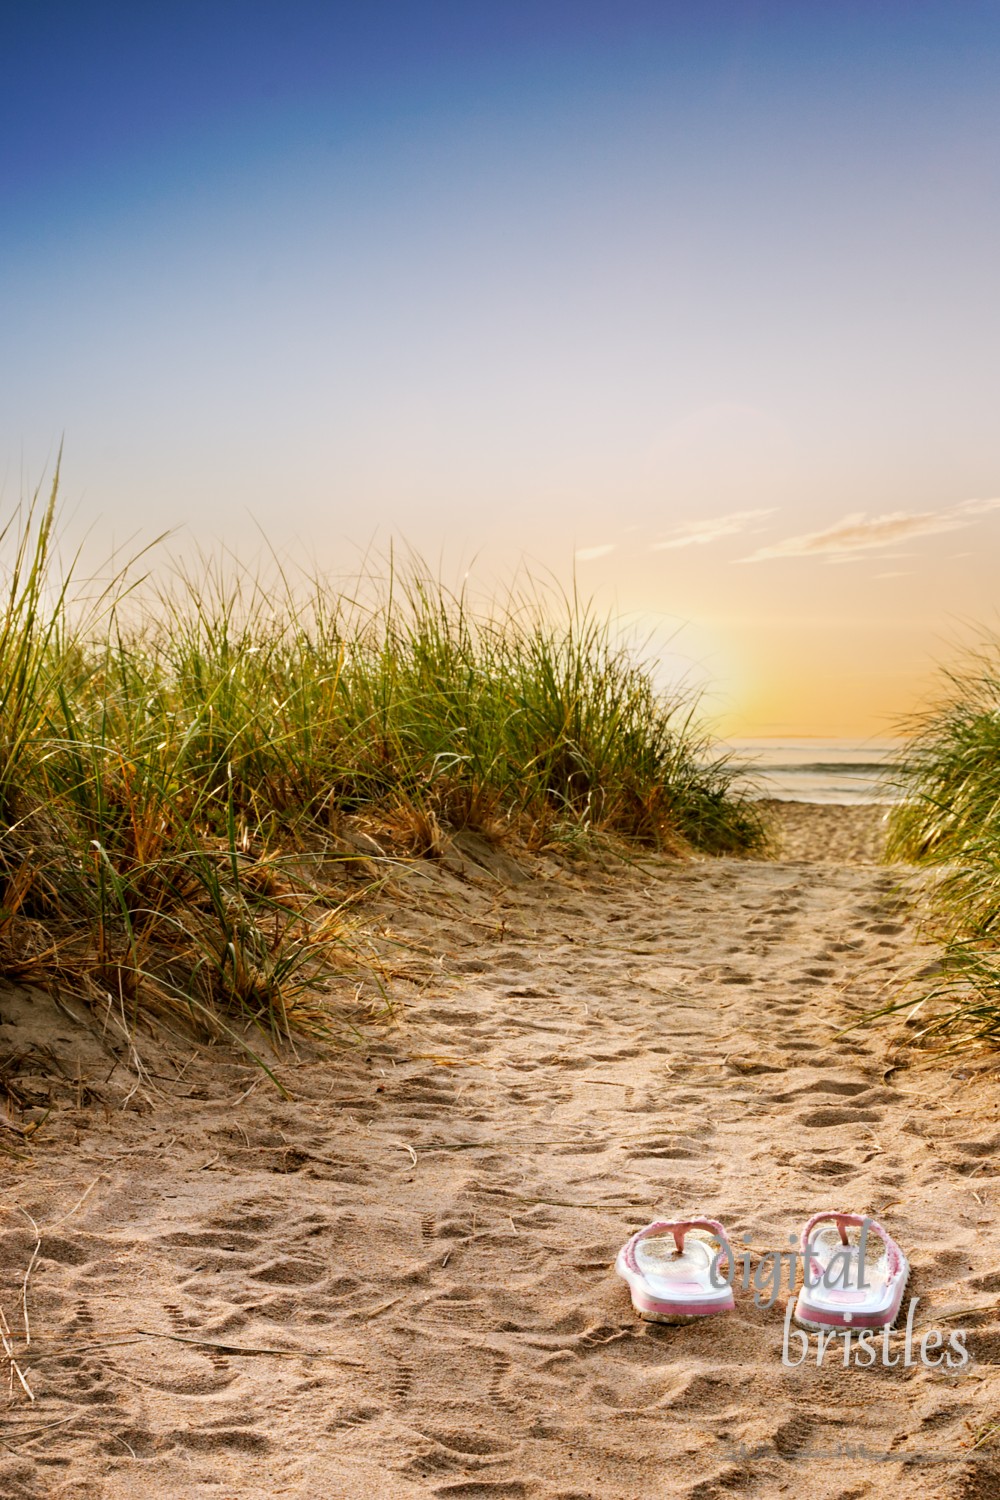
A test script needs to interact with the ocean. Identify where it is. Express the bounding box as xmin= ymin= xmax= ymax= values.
xmin=725 ymin=739 xmax=901 ymax=805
